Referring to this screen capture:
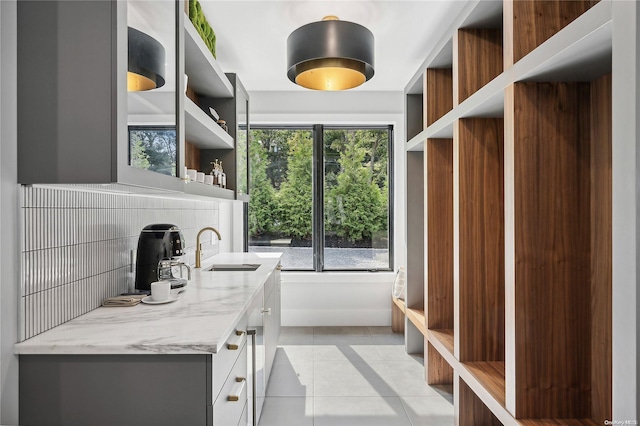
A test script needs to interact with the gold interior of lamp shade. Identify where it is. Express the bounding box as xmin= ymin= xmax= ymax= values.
xmin=127 ymin=71 xmax=158 ymax=92
xmin=295 ymin=58 xmax=367 ymax=91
